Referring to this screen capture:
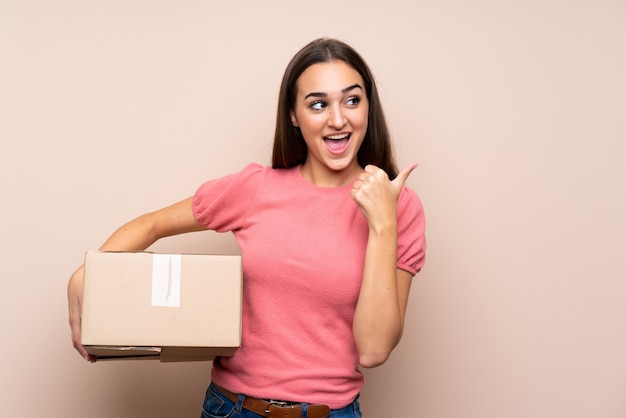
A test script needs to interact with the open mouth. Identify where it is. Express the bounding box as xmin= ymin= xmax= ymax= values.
xmin=323 ymin=133 xmax=351 ymax=153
